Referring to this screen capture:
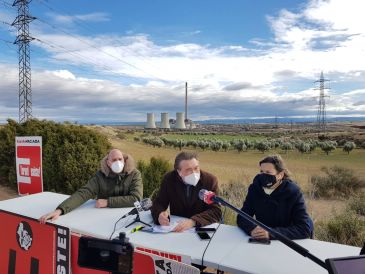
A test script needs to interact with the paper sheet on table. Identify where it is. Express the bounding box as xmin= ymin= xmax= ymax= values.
xmin=146 ymin=222 xmax=195 ymax=233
